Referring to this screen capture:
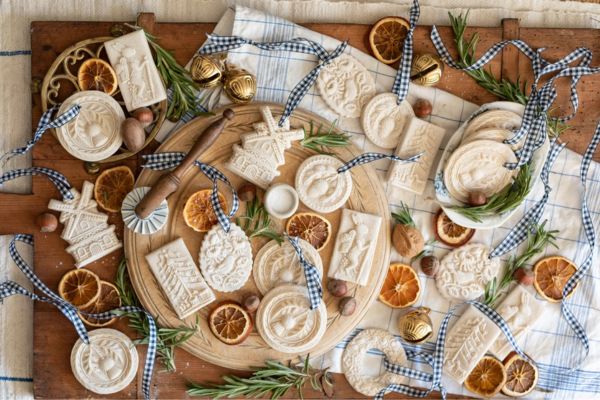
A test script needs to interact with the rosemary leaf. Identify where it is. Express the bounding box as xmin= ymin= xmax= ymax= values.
xmin=301 ymin=120 xmax=350 ymax=155
xmin=236 ymin=197 xmax=283 ymax=243
xmin=391 ymin=202 xmax=416 ymax=227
